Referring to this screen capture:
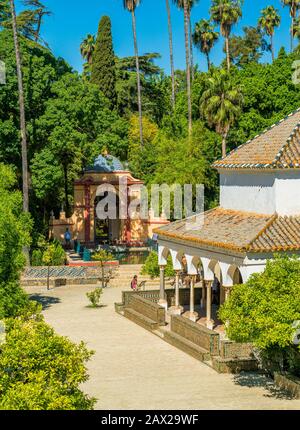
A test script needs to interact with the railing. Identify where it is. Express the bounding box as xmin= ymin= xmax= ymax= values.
xmin=121 ymin=287 xmax=203 ymax=308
